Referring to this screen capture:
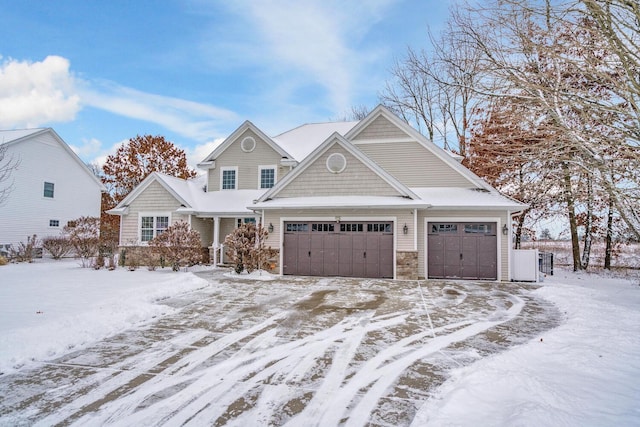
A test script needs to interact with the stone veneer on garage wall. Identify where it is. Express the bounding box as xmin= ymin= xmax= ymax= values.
xmin=396 ymin=251 xmax=419 ymax=280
